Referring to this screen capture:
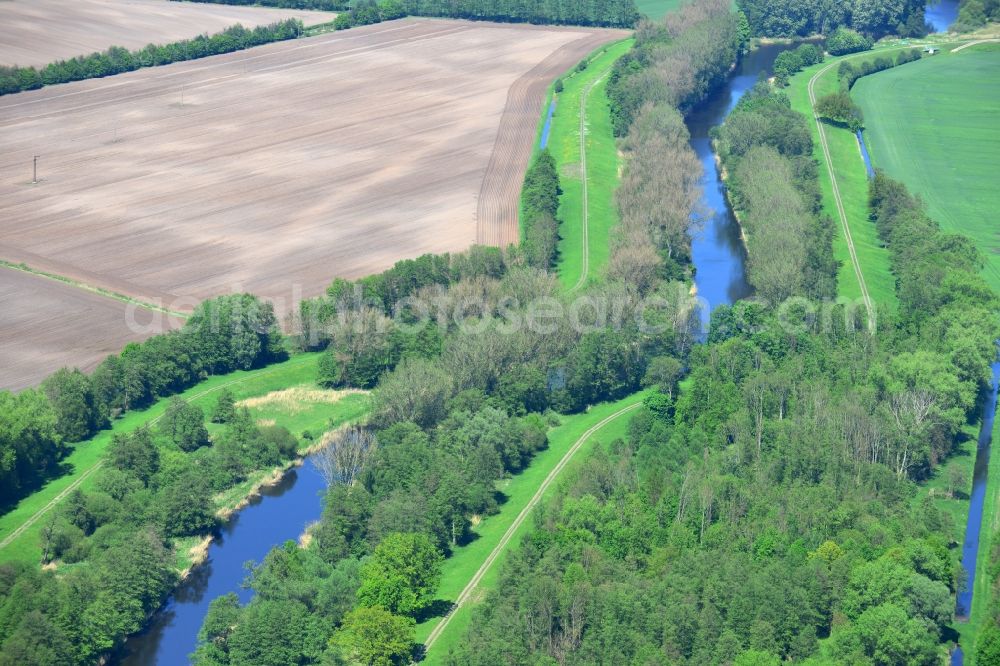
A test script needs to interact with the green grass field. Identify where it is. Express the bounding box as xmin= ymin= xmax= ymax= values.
xmin=417 ymin=392 xmax=648 ymax=662
xmin=0 ymin=352 xmax=372 ymax=565
xmin=548 ymin=39 xmax=632 ymax=290
xmin=853 ymin=44 xmax=1000 ymax=293
xmin=635 ymin=0 xmax=681 ymax=20
xmin=787 ymin=56 xmax=898 ymax=311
